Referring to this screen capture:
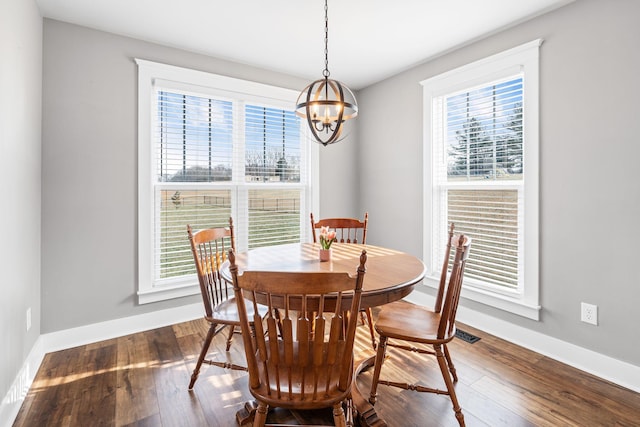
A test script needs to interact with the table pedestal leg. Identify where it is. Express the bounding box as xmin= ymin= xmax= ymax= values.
xmin=352 ymin=355 xmax=387 ymax=427
xmin=236 ymin=400 xmax=258 ymax=426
